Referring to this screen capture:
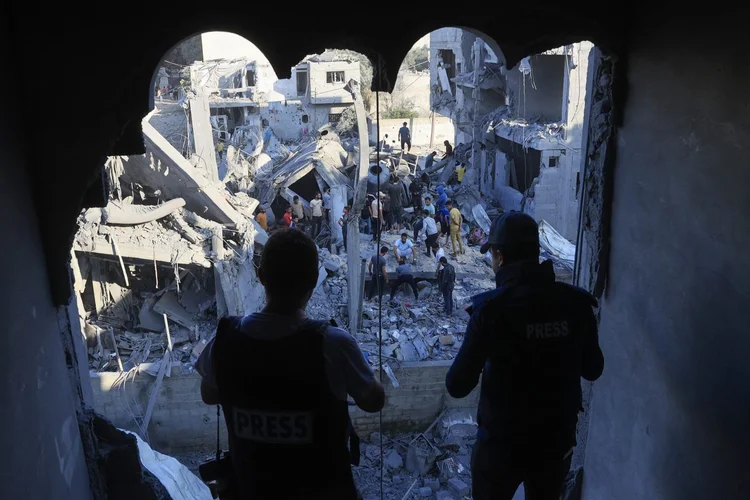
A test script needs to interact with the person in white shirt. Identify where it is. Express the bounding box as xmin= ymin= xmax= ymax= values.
xmin=432 ymin=242 xmax=445 ymax=267
xmin=393 ymin=233 xmax=416 ymax=264
xmin=420 ymin=210 xmax=440 ymax=256
xmin=370 ymin=195 xmax=383 ymax=242
xmin=310 ymin=192 xmax=324 ymax=238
